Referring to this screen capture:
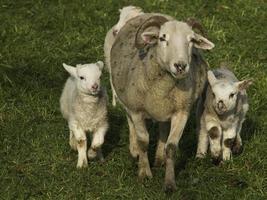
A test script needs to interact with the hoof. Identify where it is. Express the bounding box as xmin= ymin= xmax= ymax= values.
xmin=196 ymin=152 xmax=206 ymax=159
xmin=138 ymin=168 xmax=153 ymax=180
xmin=212 ymin=156 xmax=222 ymax=166
xmin=154 ymin=158 xmax=165 ymax=168
xmin=76 ymin=159 xmax=88 ymax=169
xmin=232 ymin=144 xmax=243 ymax=155
xmin=164 ymin=180 xmax=177 ymax=193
